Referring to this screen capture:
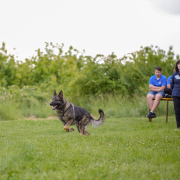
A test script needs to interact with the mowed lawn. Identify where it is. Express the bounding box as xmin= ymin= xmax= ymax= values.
xmin=0 ymin=117 xmax=180 ymax=180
